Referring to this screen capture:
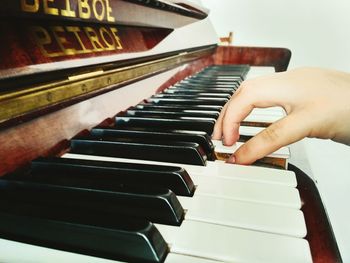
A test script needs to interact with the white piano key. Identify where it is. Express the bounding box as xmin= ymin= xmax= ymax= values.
xmin=245 ymin=66 xmax=276 ymax=79
xmin=212 ymin=139 xmax=290 ymax=159
xmin=165 ymin=253 xmax=220 ymax=263
xmin=62 ymin=153 xmax=301 ymax=208
xmin=239 ymin=125 xmax=265 ymax=136
xmin=156 ymin=220 xmax=313 ymax=263
xmin=62 ymin=153 xmax=304 ymax=235
xmin=251 ymin=107 xmax=286 ymax=117
xmin=0 ymin=238 xmax=118 ymax=263
xmin=184 ymin=160 xmax=296 ymax=187
xmin=179 ymin=195 xmax=307 ymax=238
xmin=244 ymin=113 xmax=283 ymax=124
xmin=191 ymin=174 xmax=301 ymax=209
xmin=243 ymin=107 xmax=286 ymax=124
xmin=0 ymin=238 xmax=220 ymax=263
xmin=62 ymin=153 xmax=297 ymax=187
